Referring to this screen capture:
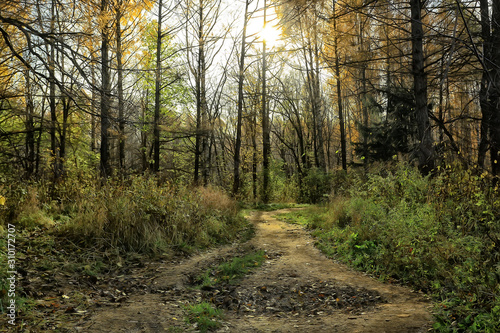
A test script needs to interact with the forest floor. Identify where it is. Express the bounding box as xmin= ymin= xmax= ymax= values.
xmin=4 ymin=208 xmax=433 ymax=332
